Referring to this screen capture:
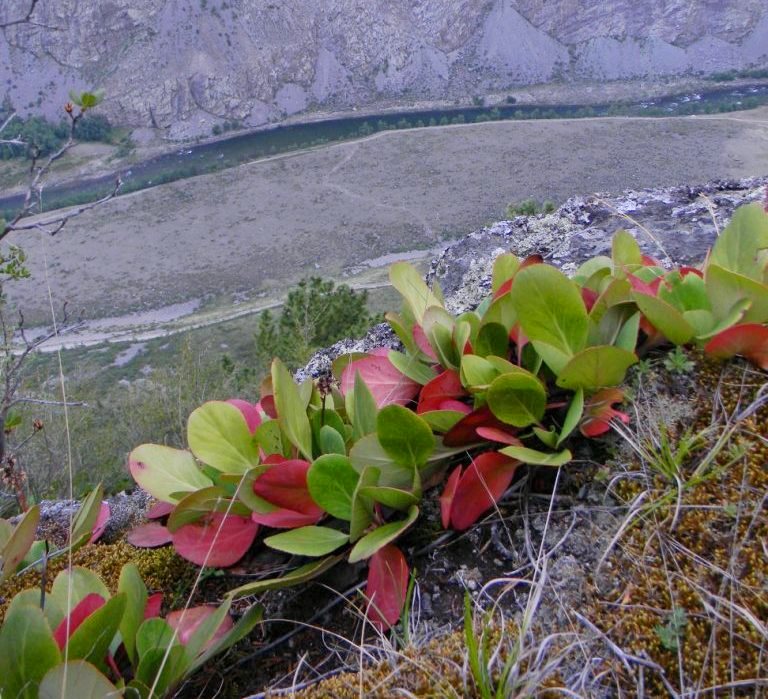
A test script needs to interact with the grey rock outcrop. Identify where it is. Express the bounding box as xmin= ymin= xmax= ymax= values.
xmin=298 ymin=175 xmax=768 ymax=378
xmin=1 ymin=0 xmax=767 ymax=137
